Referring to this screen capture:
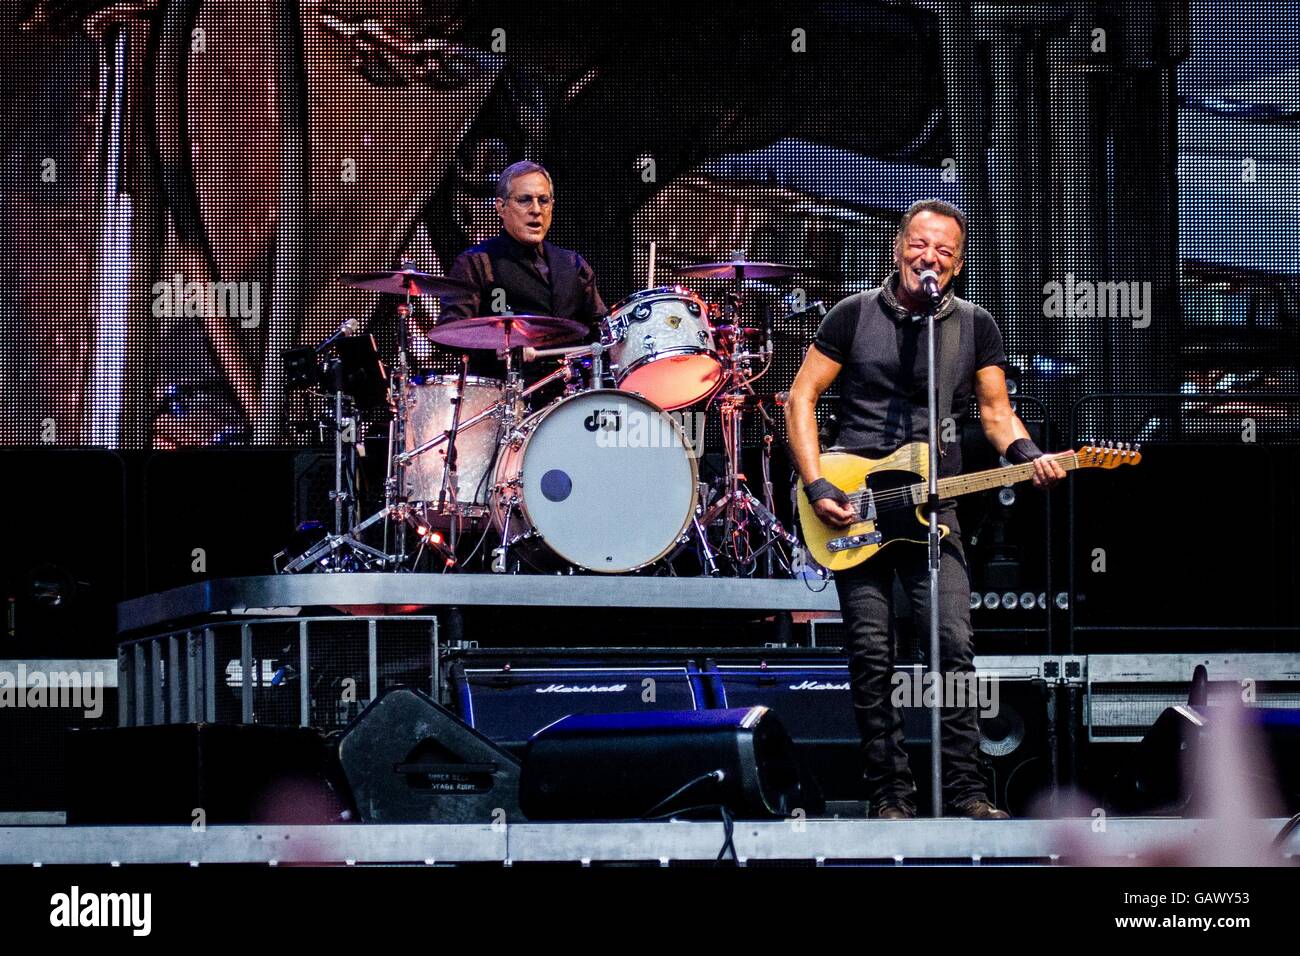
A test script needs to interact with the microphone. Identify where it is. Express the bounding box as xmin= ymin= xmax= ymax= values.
xmin=918 ymin=269 xmax=943 ymax=303
xmin=316 ymin=317 xmax=360 ymax=353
